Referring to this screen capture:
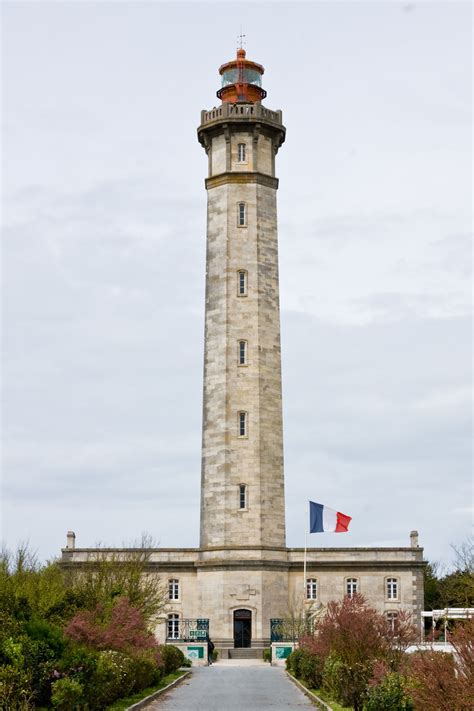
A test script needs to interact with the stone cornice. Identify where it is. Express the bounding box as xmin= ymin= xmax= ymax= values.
xmin=205 ymin=172 xmax=279 ymax=190
xmin=293 ymin=561 xmax=427 ymax=572
xmin=61 ymin=545 xmax=424 ymax=557
xmin=61 ymin=557 xmax=426 ymax=574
